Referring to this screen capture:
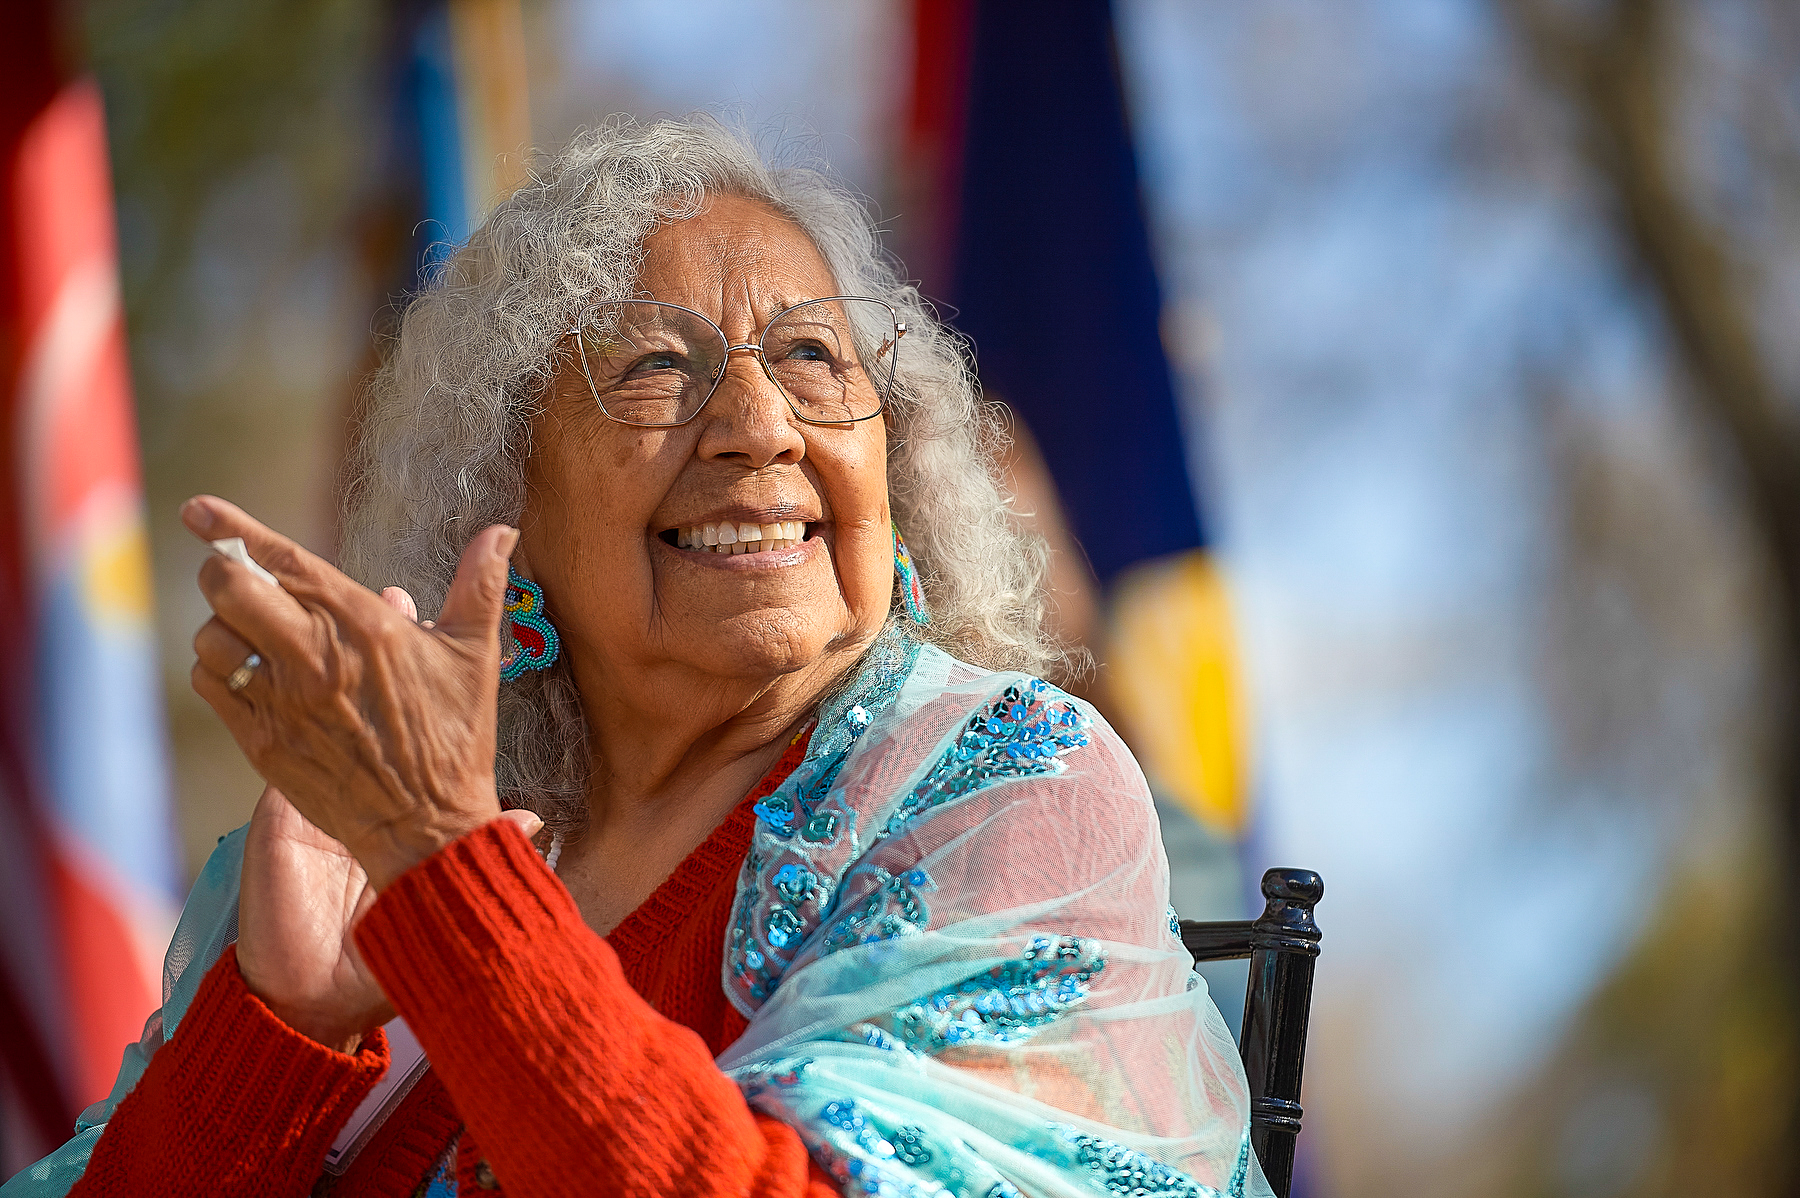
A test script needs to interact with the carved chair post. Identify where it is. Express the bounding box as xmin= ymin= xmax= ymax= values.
xmin=1177 ymin=867 xmax=1323 ymax=1198
xmin=1240 ymin=869 xmax=1323 ymax=1197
